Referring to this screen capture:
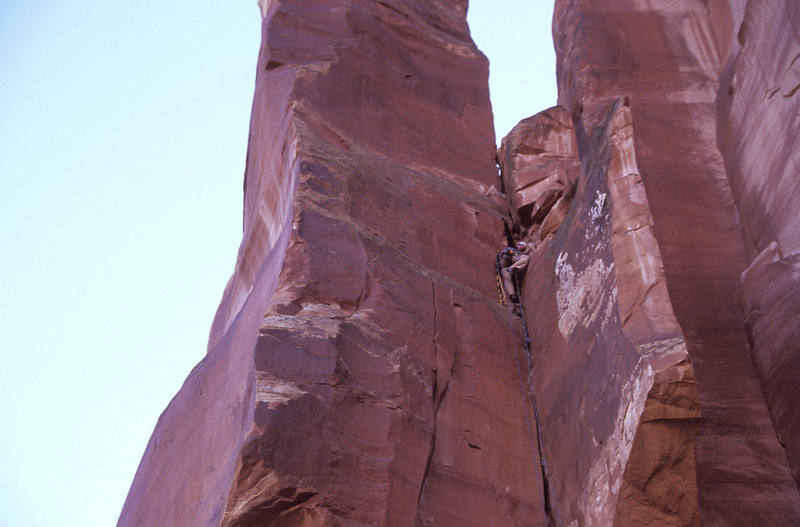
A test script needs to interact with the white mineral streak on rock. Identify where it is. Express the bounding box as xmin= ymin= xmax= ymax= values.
xmin=602 ymin=284 xmax=618 ymax=330
xmin=635 ymin=336 xmax=686 ymax=360
xmin=586 ymin=190 xmax=610 ymax=241
xmin=590 ymin=192 xmax=607 ymax=221
xmin=555 ymin=251 xmax=615 ymax=337
xmin=255 ymin=371 xmax=307 ymax=409
xmin=579 ymin=361 xmax=654 ymax=526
